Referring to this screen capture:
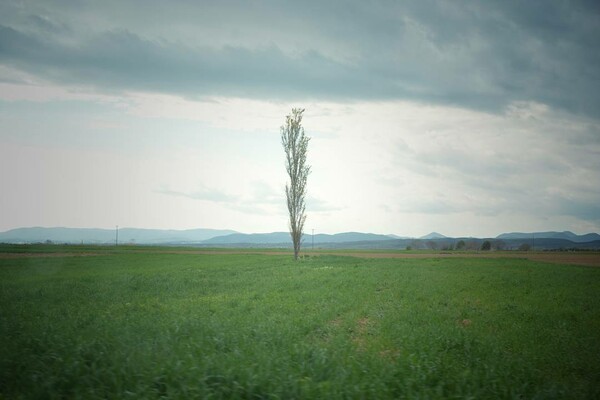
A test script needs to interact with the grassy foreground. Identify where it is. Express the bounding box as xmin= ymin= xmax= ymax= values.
xmin=1 ymin=249 xmax=599 ymax=399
